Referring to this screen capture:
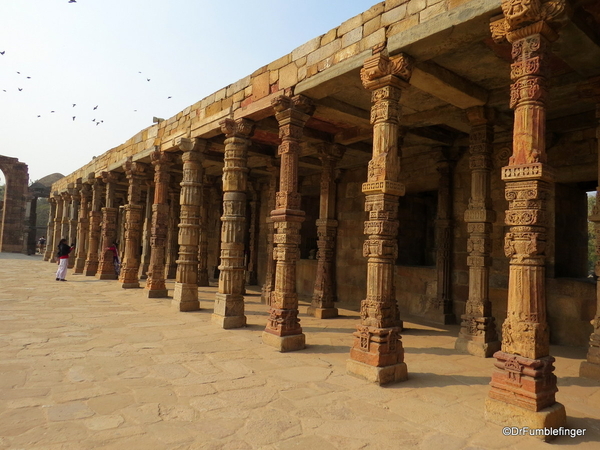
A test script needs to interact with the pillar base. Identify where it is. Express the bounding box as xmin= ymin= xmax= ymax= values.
xmin=307 ymin=306 xmax=338 ymax=319
xmin=455 ymin=336 xmax=501 ymax=358
xmin=147 ymin=289 xmax=168 ymax=298
xmin=172 ymin=283 xmax=199 ymax=311
xmin=212 ymin=314 xmax=246 ymax=329
xmin=346 ymin=359 xmax=407 ymax=385
xmin=96 ymin=273 xmax=117 ymax=280
xmin=120 ymin=282 xmax=140 ymax=289
xmin=262 ymin=331 xmax=305 ymax=352
xmin=579 ymin=361 xmax=600 ymax=381
xmin=485 ymin=398 xmax=566 ymax=442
